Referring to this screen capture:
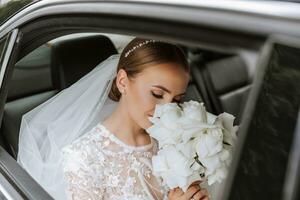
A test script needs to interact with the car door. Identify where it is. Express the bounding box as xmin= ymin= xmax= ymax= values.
xmin=0 ymin=29 xmax=40 ymax=199
xmin=0 ymin=30 xmax=54 ymax=200
xmin=0 ymin=1 xmax=300 ymax=200
xmin=223 ymin=35 xmax=300 ymax=200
